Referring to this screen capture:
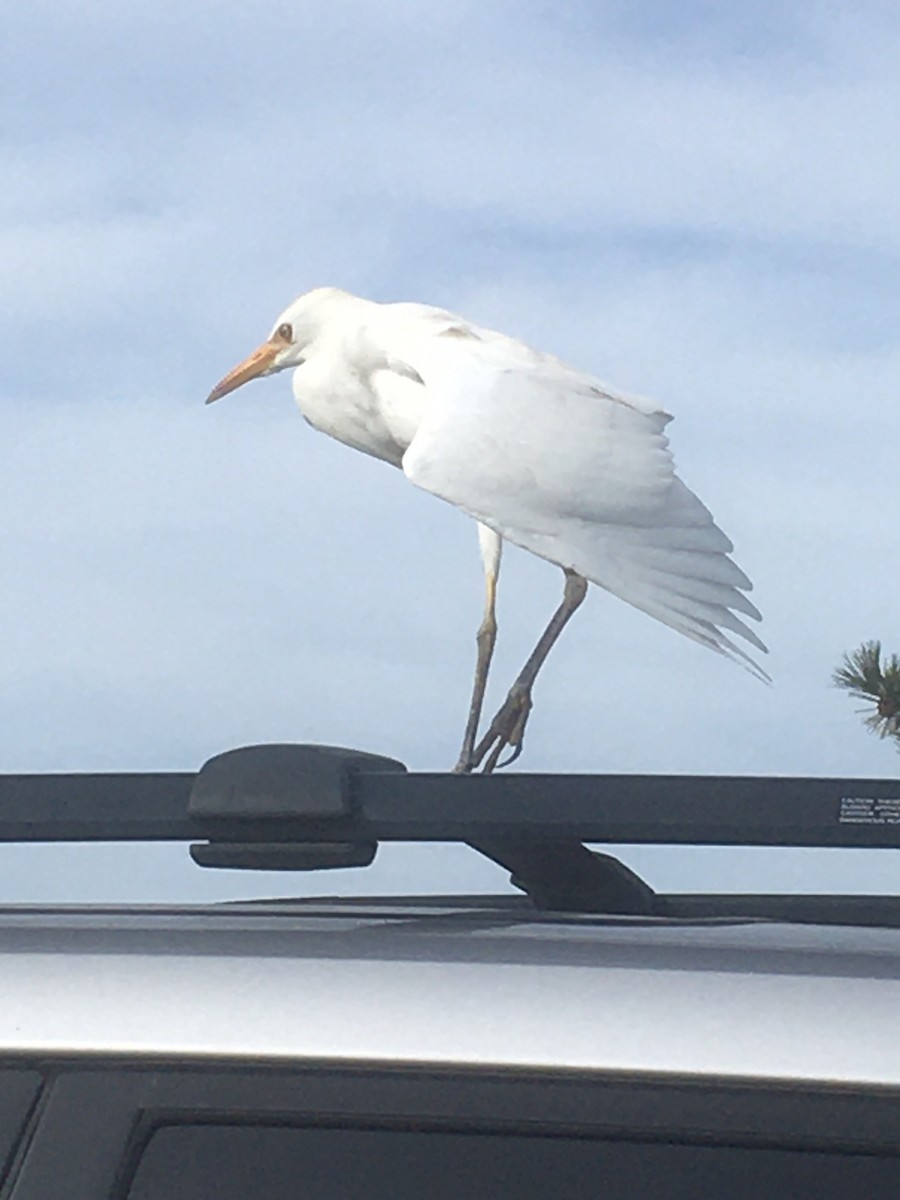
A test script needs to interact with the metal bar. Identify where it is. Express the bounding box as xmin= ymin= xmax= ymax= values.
xmin=357 ymin=772 xmax=900 ymax=848
xmin=0 ymin=773 xmax=199 ymax=842
xmin=0 ymin=767 xmax=898 ymax=848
